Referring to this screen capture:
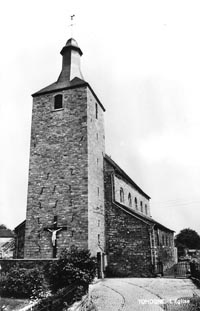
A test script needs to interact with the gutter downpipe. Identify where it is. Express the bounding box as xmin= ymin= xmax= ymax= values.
xmin=149 ymin=224 xmax=156 ymax=274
